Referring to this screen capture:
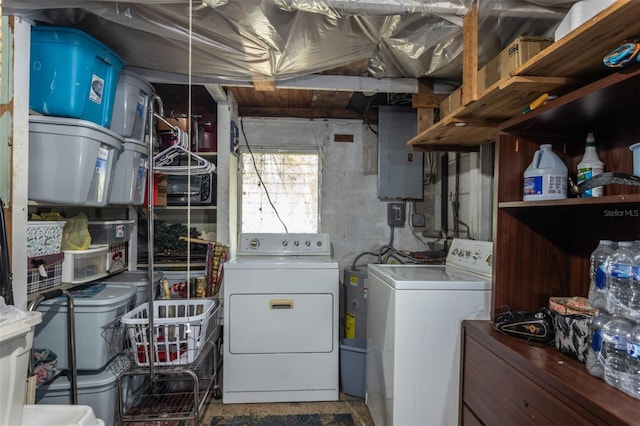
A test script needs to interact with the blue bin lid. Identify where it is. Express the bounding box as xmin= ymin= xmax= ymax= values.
xmin=31 ymin=25 xmax=124 ymax=68
xmin=38 ymin=283 xmax=135 ymax=308
xmin=340 ymin=338 xmax=366 ymax=352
